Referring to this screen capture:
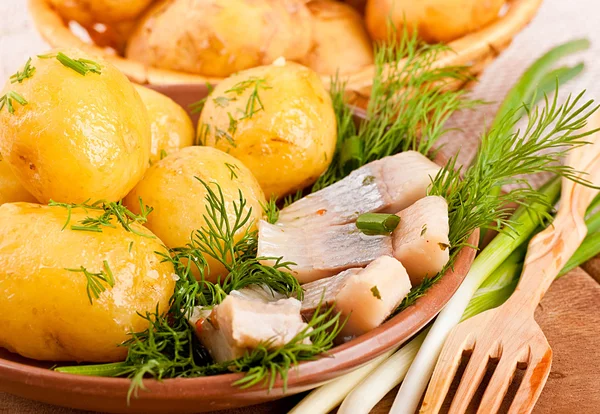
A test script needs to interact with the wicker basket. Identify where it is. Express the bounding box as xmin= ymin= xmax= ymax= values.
xmin=28 ymin=0 xmax=543 ymax=97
